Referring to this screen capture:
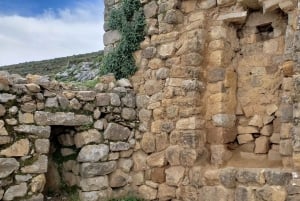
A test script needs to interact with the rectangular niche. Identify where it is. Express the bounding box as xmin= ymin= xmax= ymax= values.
xmin=227 ymin=10 xmax=288 ymax=168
